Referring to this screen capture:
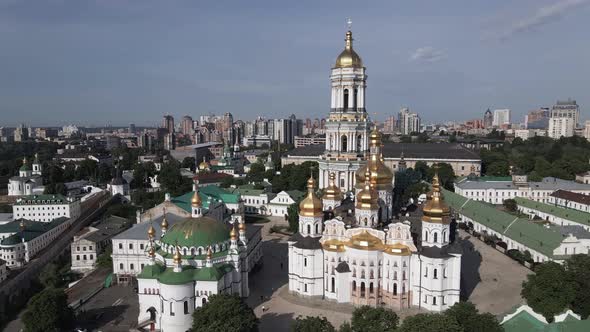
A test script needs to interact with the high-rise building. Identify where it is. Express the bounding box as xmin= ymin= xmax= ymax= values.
xmin=14 ymin=124 xmax=29 ymax=142
xmin=162 ymin=115 xmax=174 ymax=134
xmin=129 ymin=123 xmax=136 ymax=134
xmin=492 ymin=109 xmax=511 ymax=127
xmin=398 ymin=108 xmax=421 ymax=135
xmin=551 ymin=99 xmax=579 ymax=128
xmin=383 ymin=116 xmax=396 ymax=133
xmin=548 ymin=117 xmax=575 ymax=139
xmin=483 ymin=109 xmax=493 ymax=128
xmin=525 ymin=108 xmax=550 ymax=129
xmin=180 ymin=116 xmax=194 ymax=136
